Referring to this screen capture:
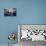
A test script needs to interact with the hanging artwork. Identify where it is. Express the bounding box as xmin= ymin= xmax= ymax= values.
xmin=4 ymin=8 xmax=16 ymax=16
xmin=8 ymin=32 xmax=16 ymax=46
xmin=18 ymin=24 xmax=46 ymax=41
xmin=8 ymin=32 xmax=16 ymax=41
